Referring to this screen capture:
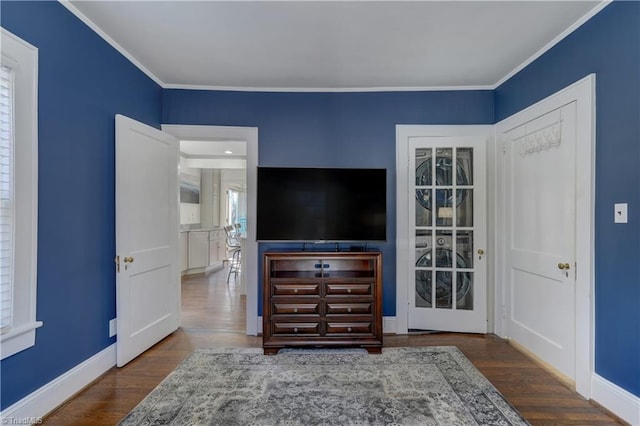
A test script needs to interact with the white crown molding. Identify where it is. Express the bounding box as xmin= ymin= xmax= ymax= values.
xmin=59 ymin=0 xmax=609 ymax=93
xmin=162 ymin=84 xmax=494 ymax=93
xmin=493 ymin=0 xmax=612 ymax=88
xmin=58 ymin=0 xmax=164 ymax=87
